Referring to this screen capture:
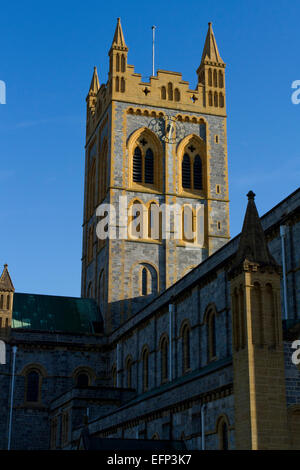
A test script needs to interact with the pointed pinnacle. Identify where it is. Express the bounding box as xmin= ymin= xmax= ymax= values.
xmin=233 ymin=192 xmax=278 ymax=268
xmin=110 ymin=17 xmax=128 ymax=50
xmin=88 ymin=66 xmax=100 ymax=95
xmin=0 ymin=264 xmax=14 ymax=291
xmin=112 ymin=18 xmax=126 ymax=47
xmin=201 ymin=22 xmax=224 ymax=64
